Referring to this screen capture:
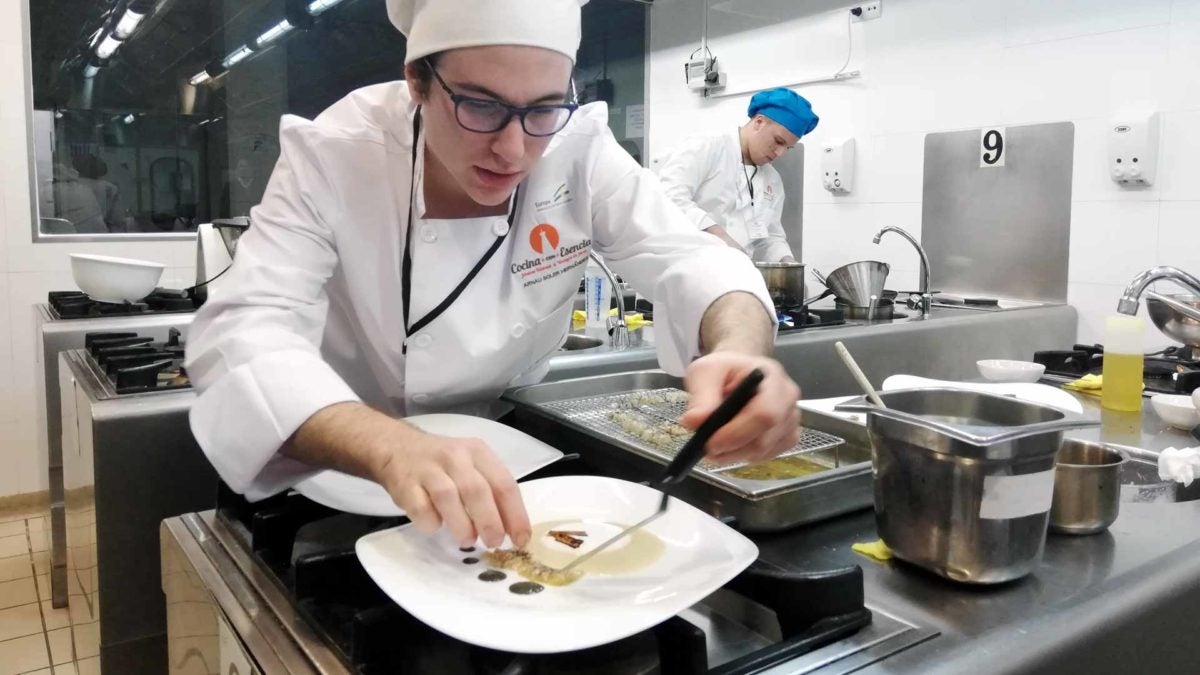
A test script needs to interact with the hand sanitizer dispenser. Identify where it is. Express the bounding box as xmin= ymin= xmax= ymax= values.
xmin=821 ymin=138 xmax=855 ymax=194
xmin=1109 ymin=112 xmax=1160 ymax=187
